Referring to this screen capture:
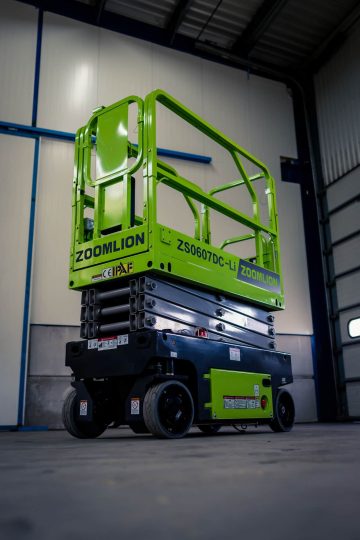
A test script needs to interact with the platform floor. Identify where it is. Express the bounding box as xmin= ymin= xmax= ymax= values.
xmin=0 ymin=423 xmax=359 ymax=540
